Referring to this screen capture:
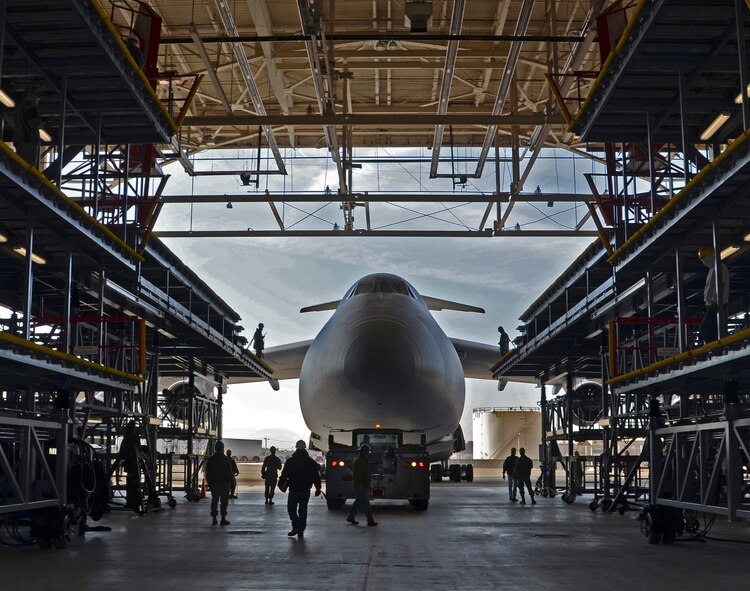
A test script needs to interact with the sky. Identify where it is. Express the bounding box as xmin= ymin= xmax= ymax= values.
xmin=156 ymin=147 xmax=602 ymax=449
